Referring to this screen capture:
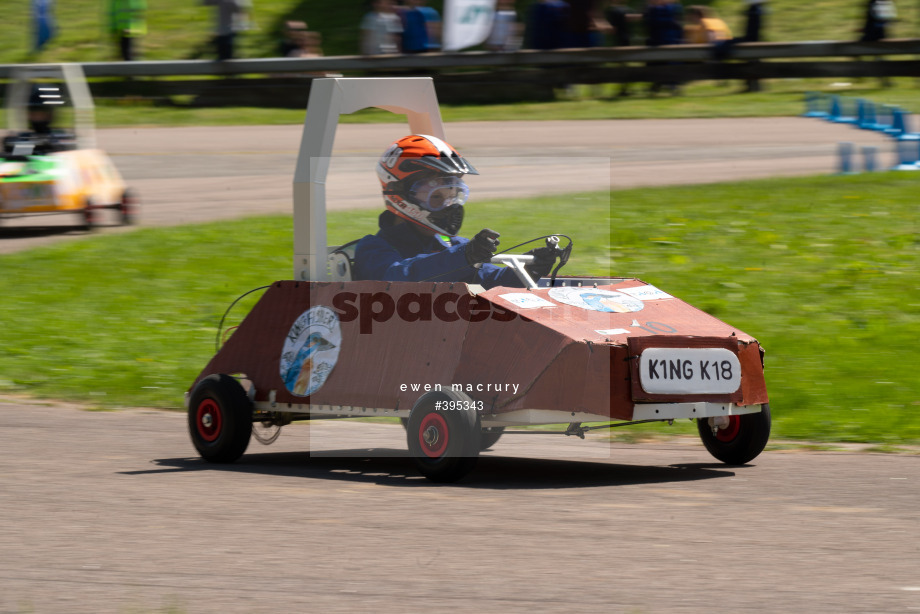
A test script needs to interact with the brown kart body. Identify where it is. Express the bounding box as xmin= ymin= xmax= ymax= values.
xmin=192 ymin=279 xmax=767 ymax=423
